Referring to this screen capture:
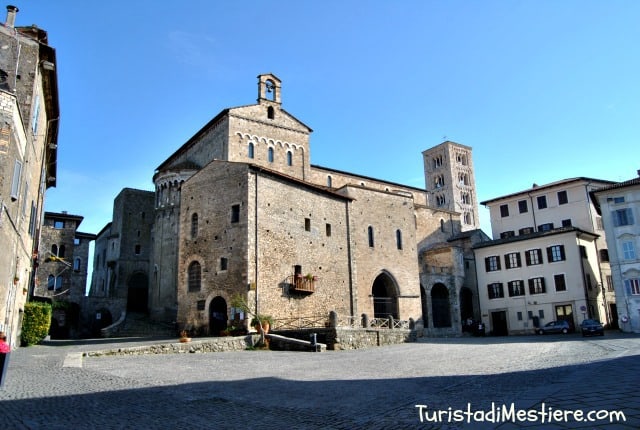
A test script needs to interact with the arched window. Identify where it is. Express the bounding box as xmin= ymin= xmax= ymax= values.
xmin=396 ymin=229 xmax=403 ymax=250
xmin=440 ymin=219 xmax=445 ymax=232
xmin=286 ymin=151 xmax=292 ymax=166
xmin=268 ymin=147 xmax=274 ymax=163
xmin=188 ymin=261 xmax=201 ymax=292
xmin=191 ymin=213 xmax=198 ymax=239
xmin=248 ymin=142 xmax=254 ymax=159
xmin=51 ymin=244 xmax=58 ymax=257
xmin=47 ymin=274 xmax=55 ymax=290
xmin=59 ymin=245 xmax=66 ymax=258
xmin=267 ymin=106 xmax=275 ymax=119
xmin=327 ymin=176 xmax=332 ymax=187
xmin=74 ymin=258 xmax=81 ymax=271
xmin=368 ymin=226 xmax=375 ymax=248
